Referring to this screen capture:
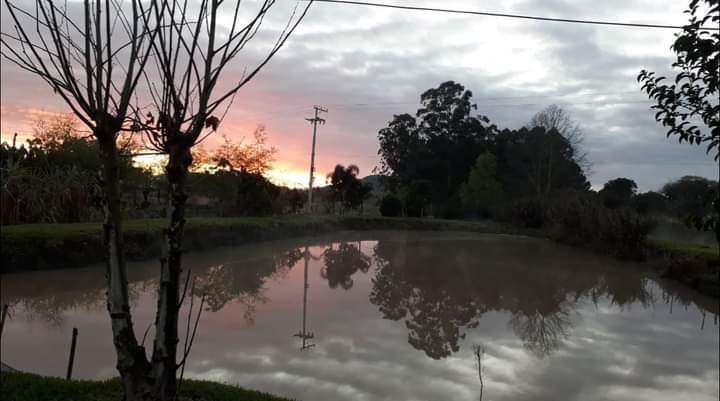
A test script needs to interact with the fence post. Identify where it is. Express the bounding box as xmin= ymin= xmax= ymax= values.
xmin=0 ymin=304 xmax=8 ymax=341
xmin=66 ymin=327 xmax=78 ymax=380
